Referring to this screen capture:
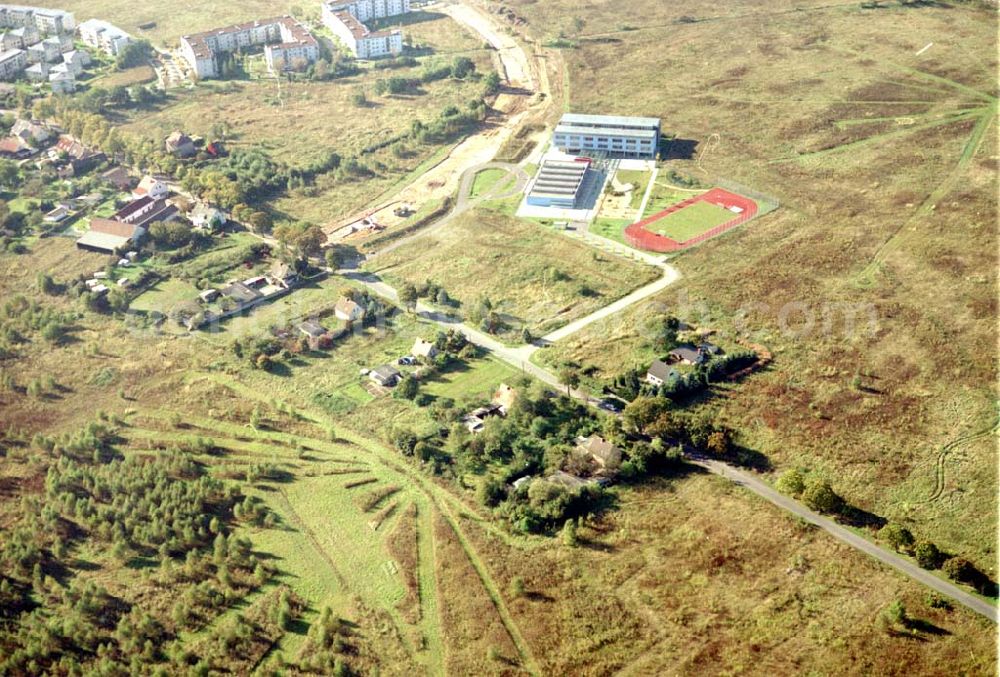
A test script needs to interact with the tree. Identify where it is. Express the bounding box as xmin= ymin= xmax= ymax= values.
xmin=879 ymin=522 xmax=915 ymax=553
xmin=775 ymin=468 xmax=806 ymax=497
xmin=393 ymin=375 xmax=419 ymax=400
xmin=882 ymin=599 xmax=908 ymax=630
xmin=510 ymin=576 xmax=525 ymax=598
xmin=451 ymin=56 xmax=476 ymax=79
xmin=558 ymin=366 xmax=579 ymax=397
xmin=115 ymin=39 xmax=153 ymax=70
xmin=914 ymin=541 xmax=941 ymax=570
xmin=622 ymin=396 xmax=670 ymax=434
xmin=942 ymin=556 xmax=975 ymax=584
xmin=520 ymin=327 xmax=533 ymax=344
xmin=482 ymin=71 xmax=501 ymax=96
xmin=801 ymin=478 xmax=843 ymax=514
xmin=399 ymin=284 xmax=418 ymax=312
